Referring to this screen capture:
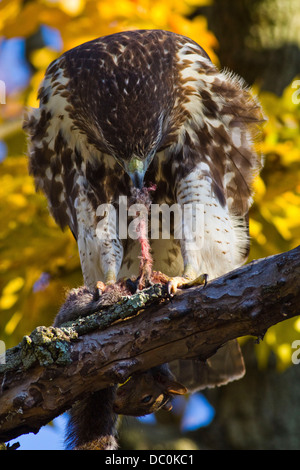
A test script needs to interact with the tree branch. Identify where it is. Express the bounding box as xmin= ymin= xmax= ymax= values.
xmin=1 ymin=245 xmax=299 ymax=442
